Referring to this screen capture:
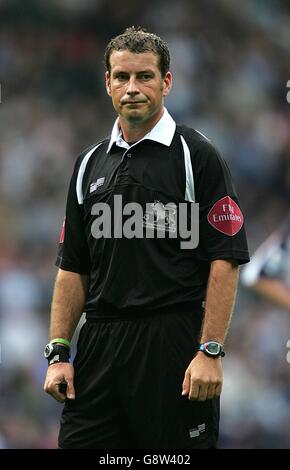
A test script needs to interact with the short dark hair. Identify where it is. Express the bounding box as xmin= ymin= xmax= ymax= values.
xmin=104 ymin=26 xmax=170 ymax=78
